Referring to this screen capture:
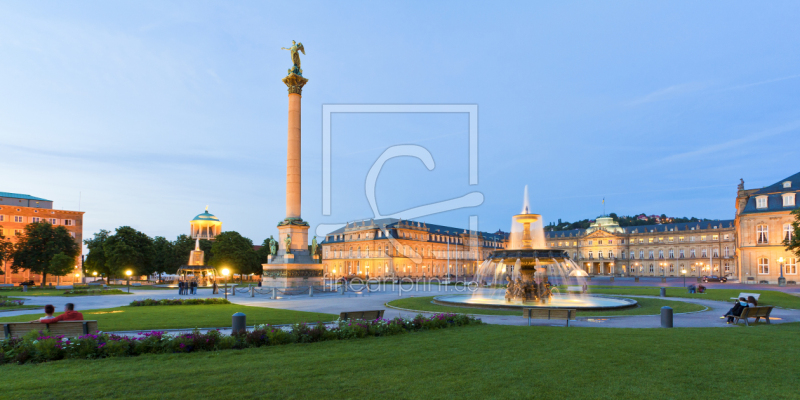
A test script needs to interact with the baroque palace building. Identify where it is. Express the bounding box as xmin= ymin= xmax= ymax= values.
xmin=545 ymin=217 xmax=737 ymax=278
xmin=0 ymin=192 xmax=85 ymax=285
xmin=735 ymin=172 xmax=799 ymax=284
xmin=320 ymin=218 xmax=508 ymax=279
xmin=321 ymin=171 xmax=800 ymax=283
